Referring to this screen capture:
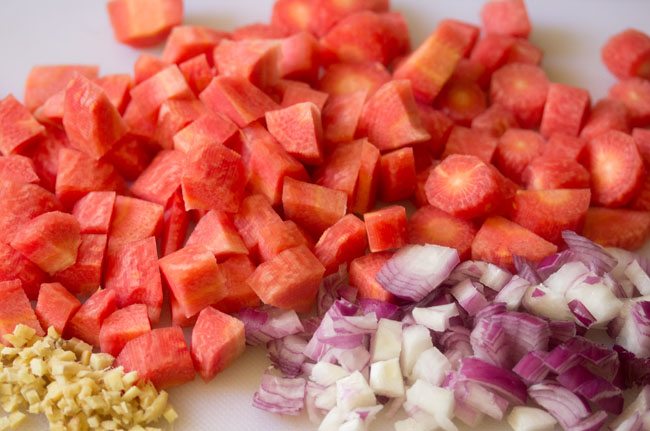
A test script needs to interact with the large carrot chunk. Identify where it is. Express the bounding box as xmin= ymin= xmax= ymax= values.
xmin=107 ymin=0 xmax=183 ymax=47
xmin=364 ymin=205 xmax=407 ymax=252
xmin=282 ymin=177 xmax=347 ymax=236
xmin=53 ymin=233 xmax=107 ymax=296
xmin=393 ymin=21 xmax=469 ymax=103
xmin=10 ymin=212 xmax=81 ymax=275
xmin=314 ymin=140 xmax=364 ymax=205
xmin=100 ymin=304 xmax=152 ymax=357
xmin=510 ymin=189 xmax=591 ymax=245
xmin=322 ymin=91 xmax=367 ymax=145
xmin=0 ymin=280 xmax=43 ymax=345
xmin=173 ymin=112 xmax=238 ymax=153
xmin=104 ymin=136 xmax=154 ymax=181
xmin=522 ymin=156 xmax=590 ymax=190
xmin=105 ymin=237 xmax=163 ymax=324
xmin=580 ymin=99 xmax=629 ymax=141
xmin=0 ymin=242 xmax=47 ymax=301
xmin=131 ymin=150 xmax=185 ymax=206
xmin=159 ymin=245 xmax=227 ymax=318
xmin=213 ymin=255 xmax=260 ymax=314
xmin=161 ymin=189 xmax=189 ymax=256
xmin=602 ymin=29 xmax=650 ymax=80
xmin=108 ymin=196 xmax=164 ymax=249
xmin=471 ymin=216 xmax=557 ymax=271
xmin=116 ymin=327 xmax=195 ymax=389
xmin=0 ymin=182 xmax=60 ymax=244
xmin=0 ymin=95 xmax=45 ymax=156
xmin=55 ymin=147 xmax=124 ymax=208
xmin=442 ymin=126 xmax=499 ymax=164
xmin=240 ymin=123 xmax=308 ymax=205
xmin=349 ymin=252 xmax=395 ymax=302
xmin=587 ymin=130 xmax=644 ymax=207
xmin=35 ymin=282 xmax=81 ymax=335
xmin=539 ymin=83 xmax=590 ymax=138
xmin=425 ymin=155 xmax=502 ymax=220
xmin=314 ymin=214 xmax=368 ymax=275
xmin=543 ymin=133 xmax=587 ymax=161
xmin=24 ymin=65 xmax=99 ymax=111
xmin=480 ymin=0 xmax=531 ymax=38
xmin=66 ymin=288 xmax=117 ymax=347
xmin=318 ymin=62 xmax=390 ymax=97
xmin=435 ymin=78 xmax=487 ymax=126
xmin=609 ymin=78 xmax=650 ymax=127
xmin=162 ymin=26 xmax=228 ymax=64
xmin=181 ymin=142 xmax=245 ymax=213
xmin=0 ymin=155 xmax=39 ymax=185
xmin=186 ymin=210 xmax=248 ymax=259
xmin=271 ymin=0 xmax=313 ymax=34
xmin=495 ymin=128 xmax=545 ymax=183
xmin=320 ymin=11 xmax=409 ymax=66
xmin=63 ymin=75 xmax=127 ymax=159
xmin=247 ymin=245 xmax=325 ymax=312
xmin=200 ymin=76 xmax=279 ymax=128
xmin=582 ymin=208 xmax=650 ymax=250
xmin=351 ymin=140 xmax=381 ymax=214
xmin=214 ymin=39 xmax=281 ymax=90
xmin=490 ymin=63 xmax=549 ymax=128
xmin=191 ymin=307 xmax=245 ymax=381
xmin=266 ymin=102 xmax=324 ymax=165
xmin=234 ymin=194 xmax=284 ymax=254
xmin=310 ymin=0 xmax=389 ymax=36
xmin=379 ymin=147 xmax=417 ymax=202
xmin=258 ymin=220 xmax=312 ymax=262
xmin=155 ymin=98 xmax=207 ymax=149
xmin=358 ymin=80 xmax=430 ymax=152
xmin=408 ymin=206 xmax=477 ymax=260
xmin=179 ymin=54 xmax=214 ymax=95
xmin=72 ymin=191 xmax=116 ymax=235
